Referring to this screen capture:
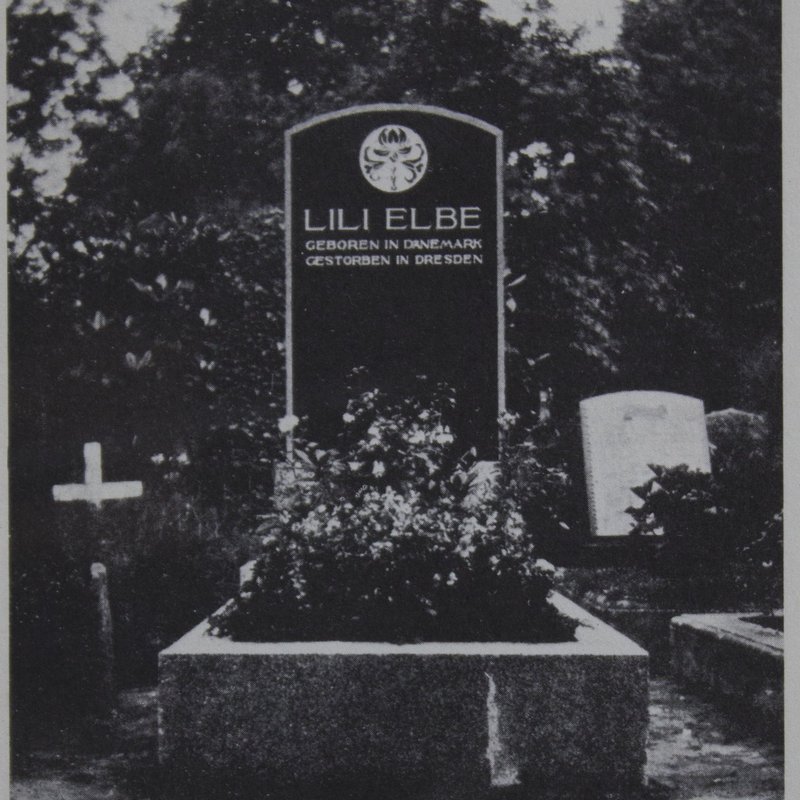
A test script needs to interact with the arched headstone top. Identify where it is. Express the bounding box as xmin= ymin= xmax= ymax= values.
xmin=287 ymin=104 xmax=503 ymax=138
